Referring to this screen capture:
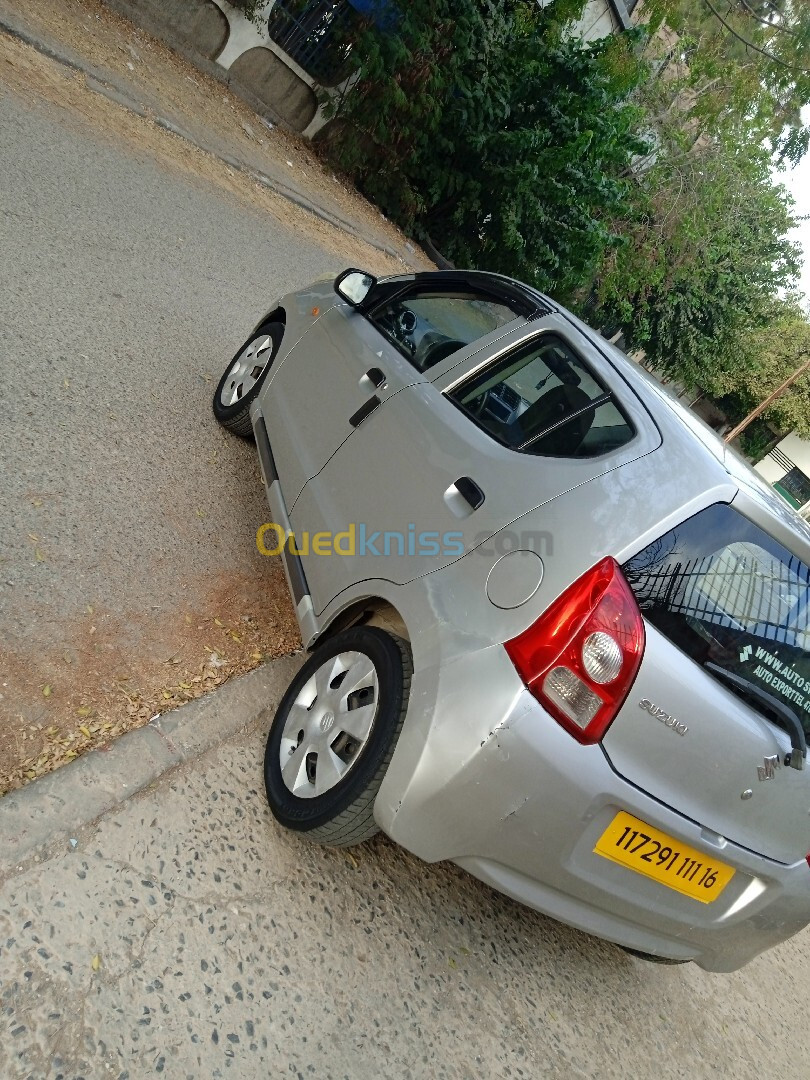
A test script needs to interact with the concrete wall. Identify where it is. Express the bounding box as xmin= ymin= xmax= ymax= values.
xmin=573 ymin=0 xmax=622 ymax=40
xmin=555 ymin=0 xmax=633 ymax=42
xmin=117 ymin=0 xmax=229 ymax=59
xmin=756 ymin=434 xmax=810 ymax=483
xmin=755 ymin=433 xmax=810 ymax=518
xmin=228 ymin=46 xmax=317 ymax=131
xmin=101 ymin=0 xmax=331 ymax=135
